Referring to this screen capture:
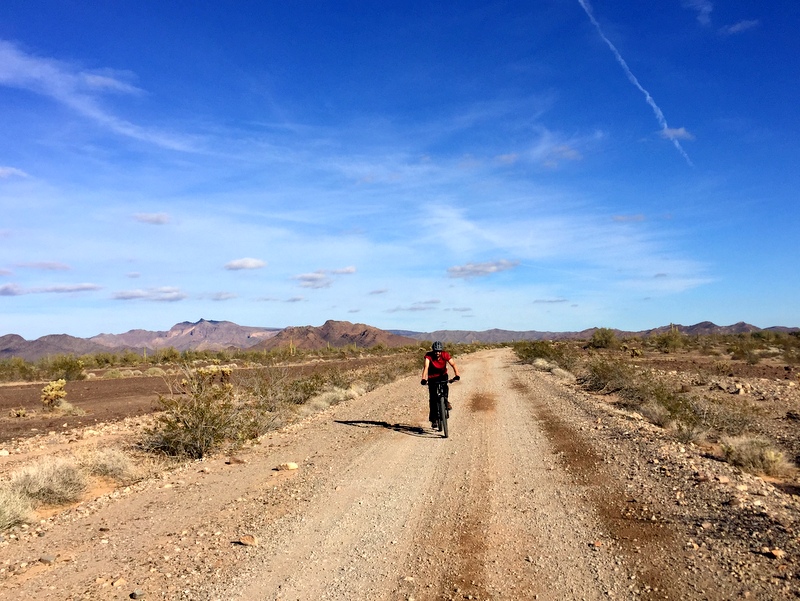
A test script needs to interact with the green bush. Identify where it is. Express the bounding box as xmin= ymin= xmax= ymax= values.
xmin=39 ymin=355 xmax=86 ymax=381
xmin=142 ymin=369 xmax=254 ymax=459
xmin=589 ymin=328 xmax=618 ymax=349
